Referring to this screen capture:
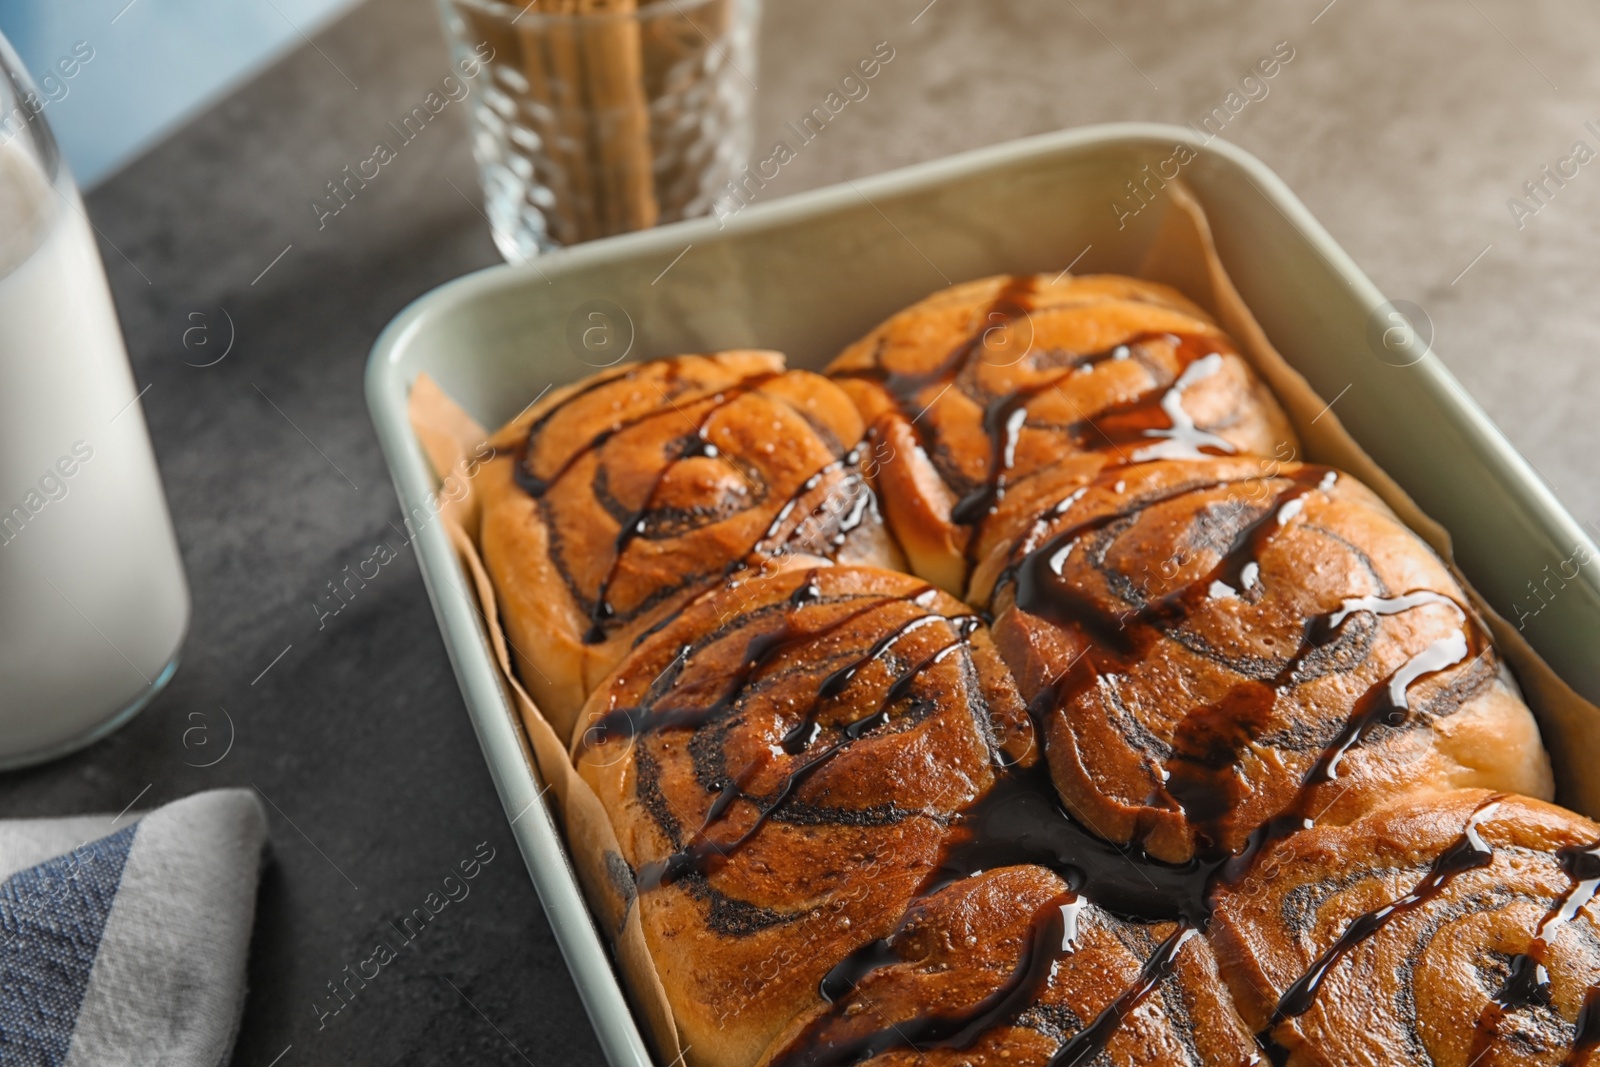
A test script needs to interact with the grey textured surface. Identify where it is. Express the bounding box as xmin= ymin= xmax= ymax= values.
xmin=0 ymin=0 xmax=1593 ymax=1064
